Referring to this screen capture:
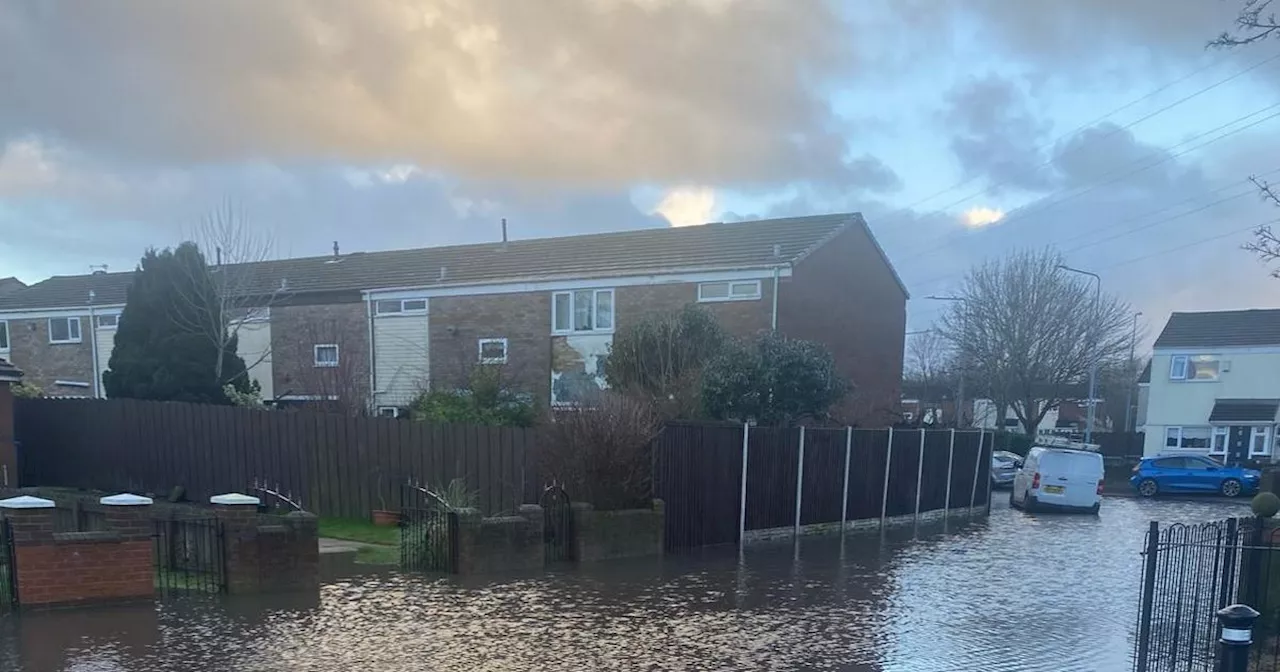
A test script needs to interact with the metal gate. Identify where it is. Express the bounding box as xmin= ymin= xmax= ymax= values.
xmin=153 ymin=516 xmax=226 ymax=596
xmin=1131 ymin=517 xmax=1280 ymax=672
xmin=0 ymin=518 xmax=16 ymax=609
xmin=541 ymin=484 xmax=573 ymax=563
xmin=400 ymin=507 xmax=458 ymax=573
